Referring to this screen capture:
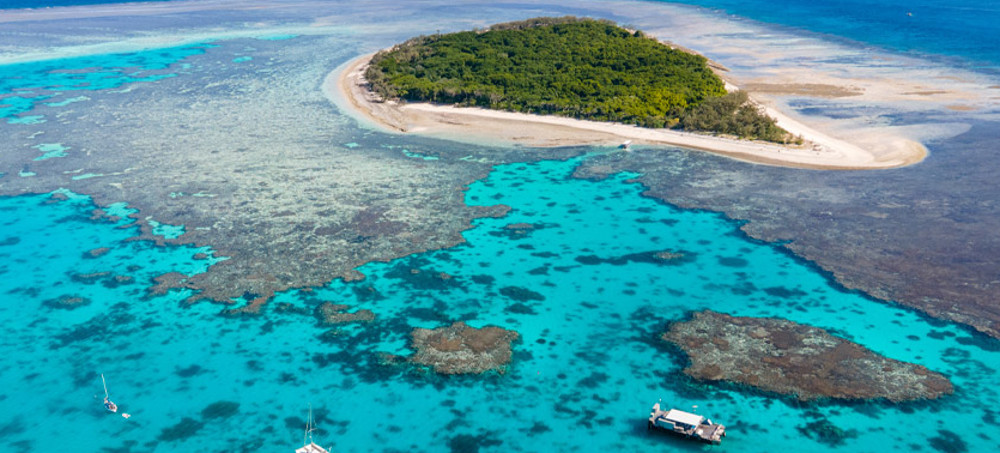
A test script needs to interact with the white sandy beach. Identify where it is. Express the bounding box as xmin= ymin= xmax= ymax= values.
xmin=327 ymin=53 xmax=928 ymax=170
